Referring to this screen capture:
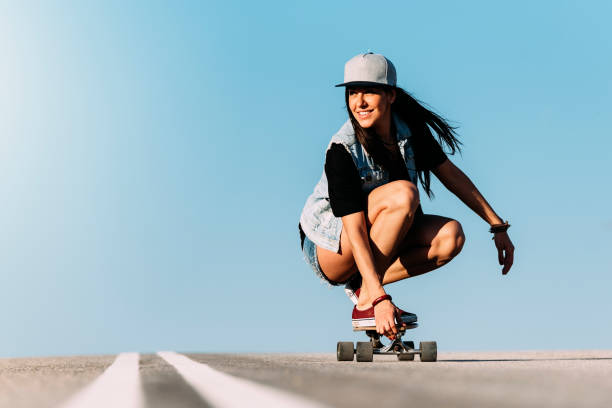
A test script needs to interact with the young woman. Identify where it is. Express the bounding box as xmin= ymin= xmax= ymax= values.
xmin=299 ymin=53 xmax=514 ymax=340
